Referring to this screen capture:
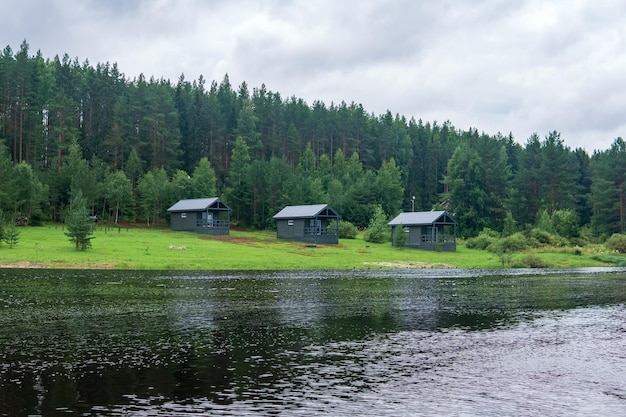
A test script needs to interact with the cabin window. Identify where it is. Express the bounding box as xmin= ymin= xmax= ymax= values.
xmin=288 ymin=220 xmax=294 ymax=226
xmin=180 ymin=213 xmax=187 ymax=219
